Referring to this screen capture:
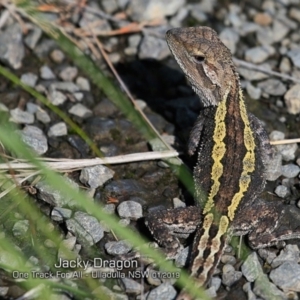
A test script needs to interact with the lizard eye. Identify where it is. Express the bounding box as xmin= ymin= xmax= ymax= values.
xmin=193 ymin=55 xmax=205 ymax=63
